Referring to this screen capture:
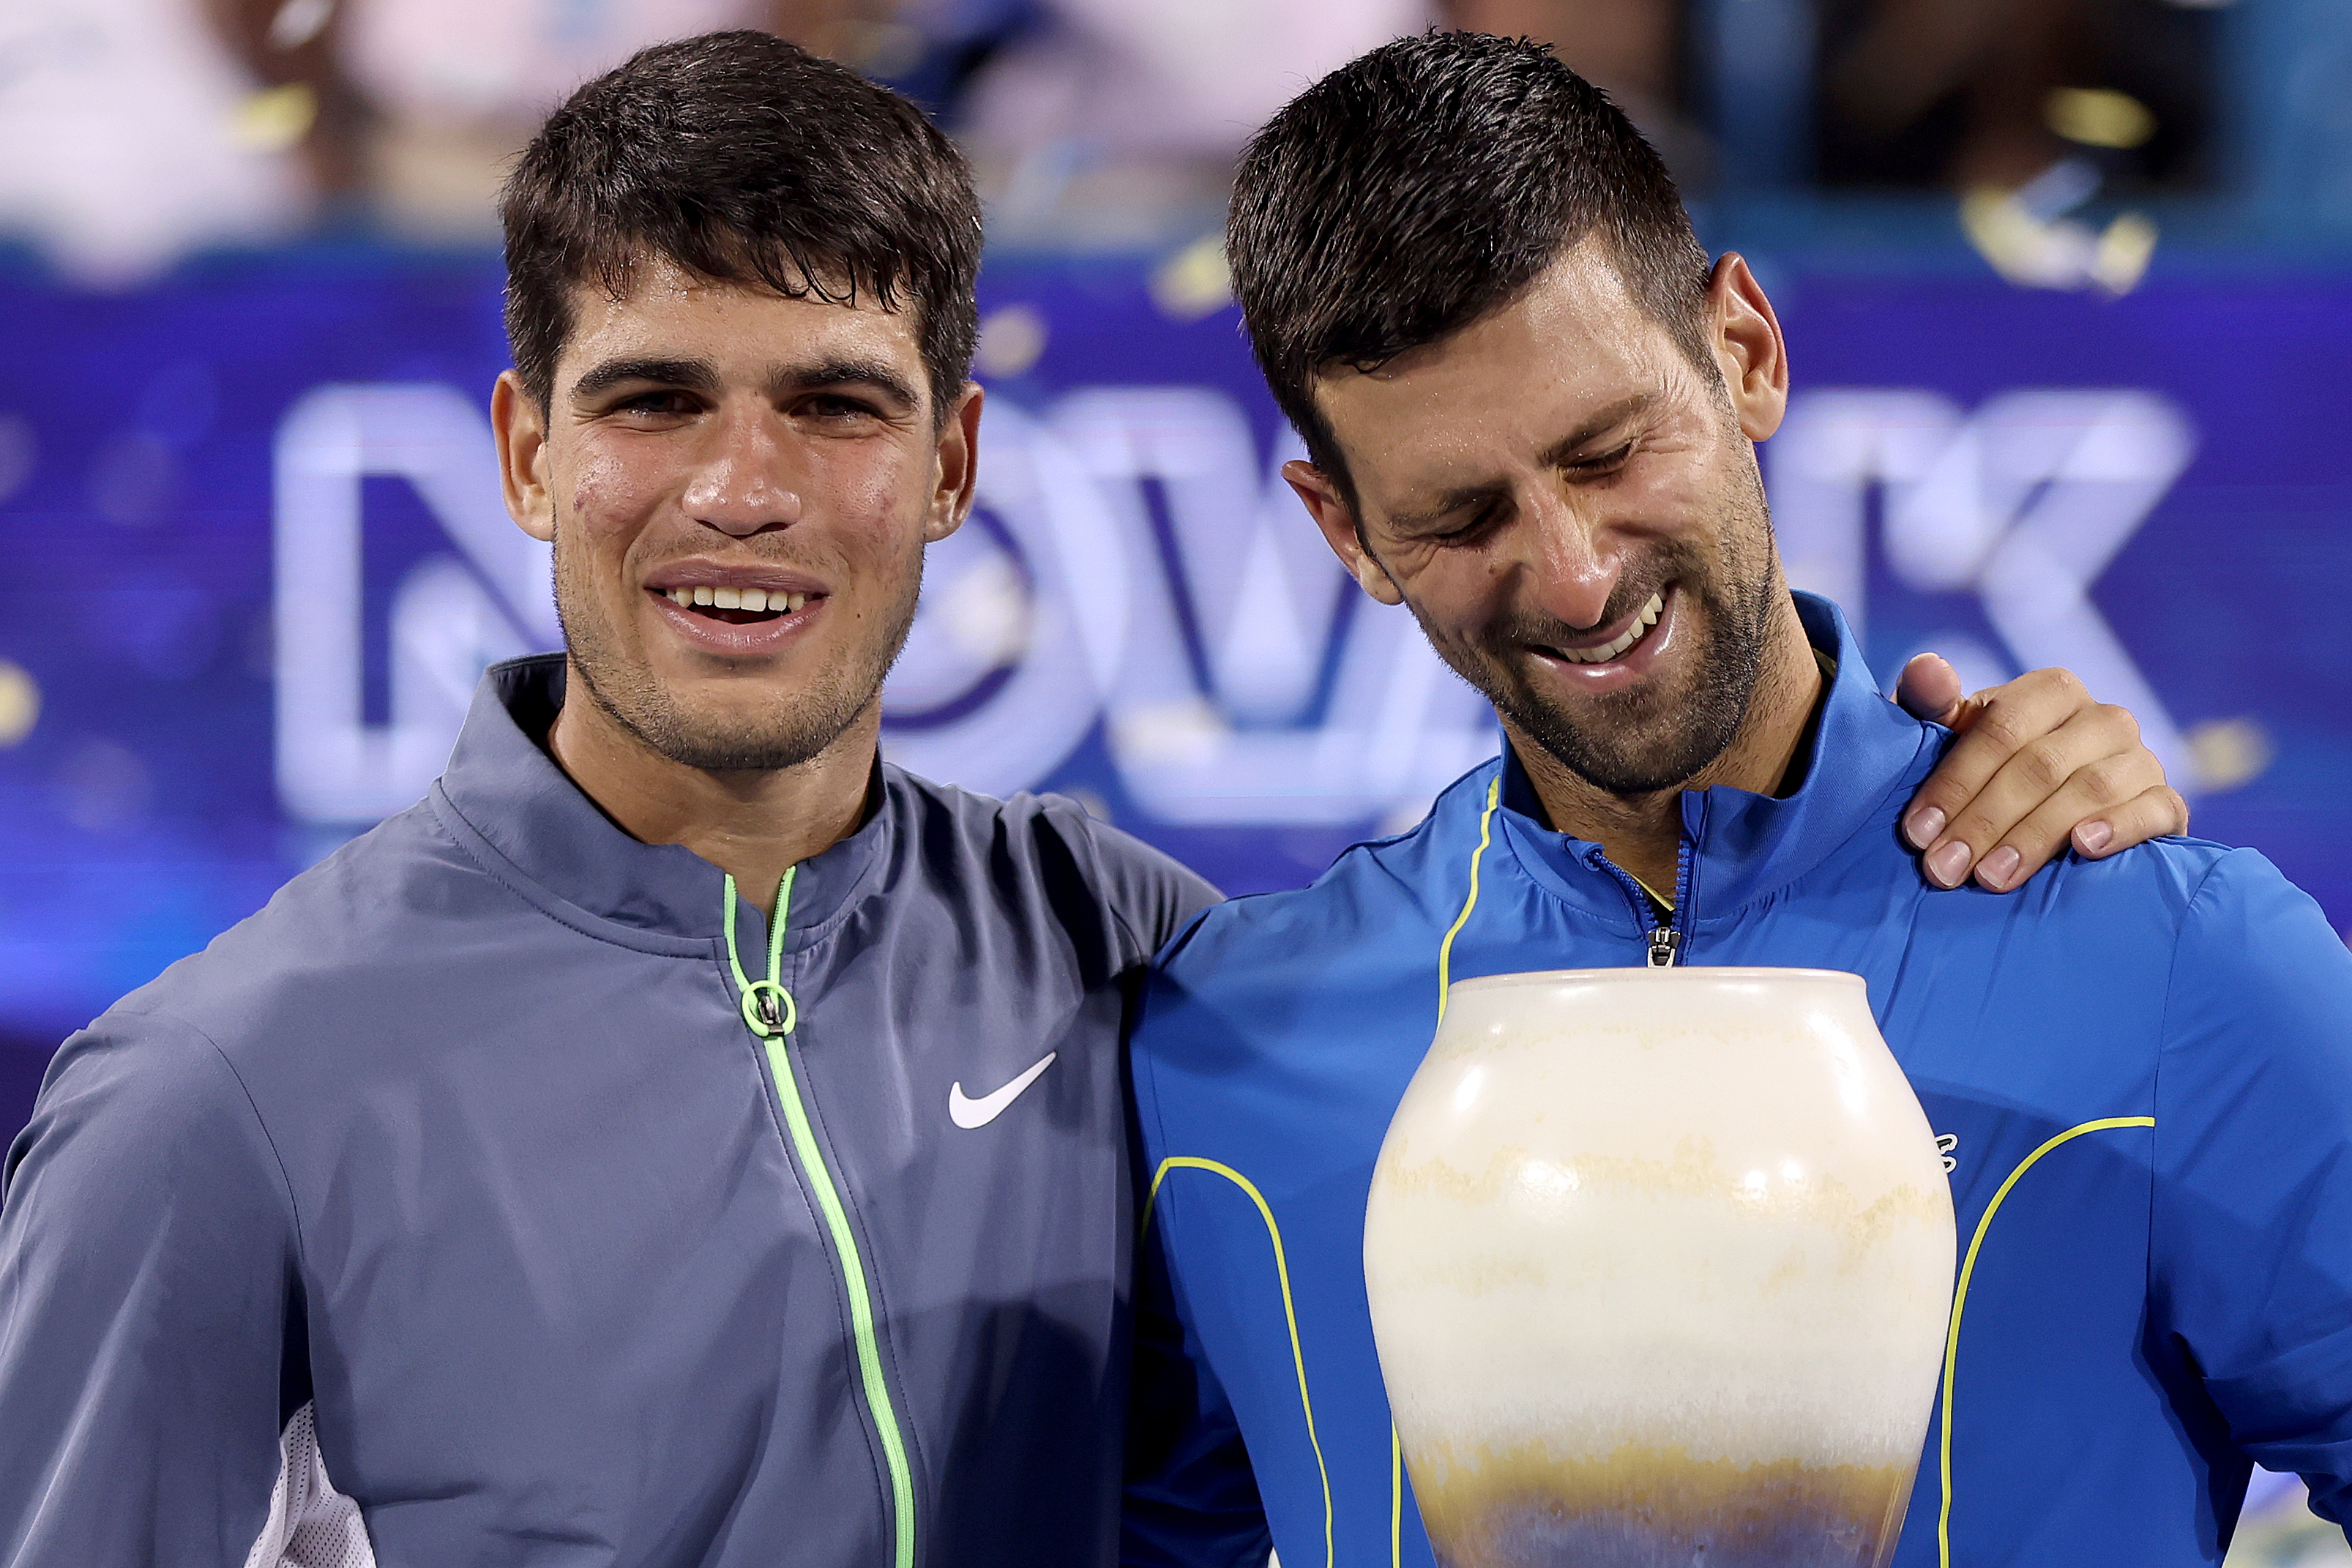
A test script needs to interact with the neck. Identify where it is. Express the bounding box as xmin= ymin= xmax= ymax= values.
xmin=546 ymin=663 xmax=877 ymax=917
xmin=1509 ymin=592 xmax=1823 ymax=897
